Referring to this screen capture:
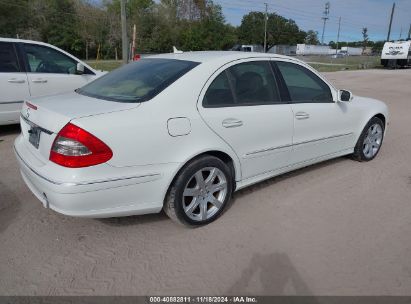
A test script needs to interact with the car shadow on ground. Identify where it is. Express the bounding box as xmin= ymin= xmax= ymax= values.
xmin=0 ymin=182 xmax=21 ymax=233
xmin=98 ymin=211 xmax=169 ymax=227
xmin=227 ymin=252 xmax=319 ymax=300
xmin=0 ymin=124 xmax=21 ymax=138
xmin=225 ymin=157 xmax=347 ymax=213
